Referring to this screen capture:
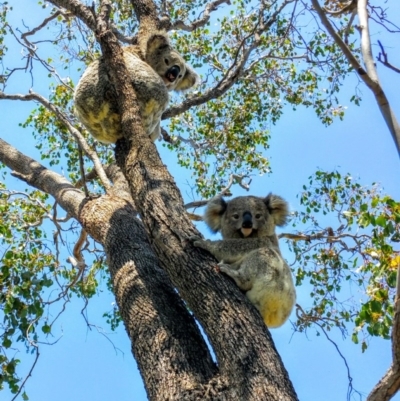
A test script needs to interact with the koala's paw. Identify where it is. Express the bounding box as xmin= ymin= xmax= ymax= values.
xmin=217 ymin=262 xmax=229 ymax=273
xmin=188 ymin=236 xmax=211 ymax=251
xmin=188 ymin=235 xmax=203 ymax=243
